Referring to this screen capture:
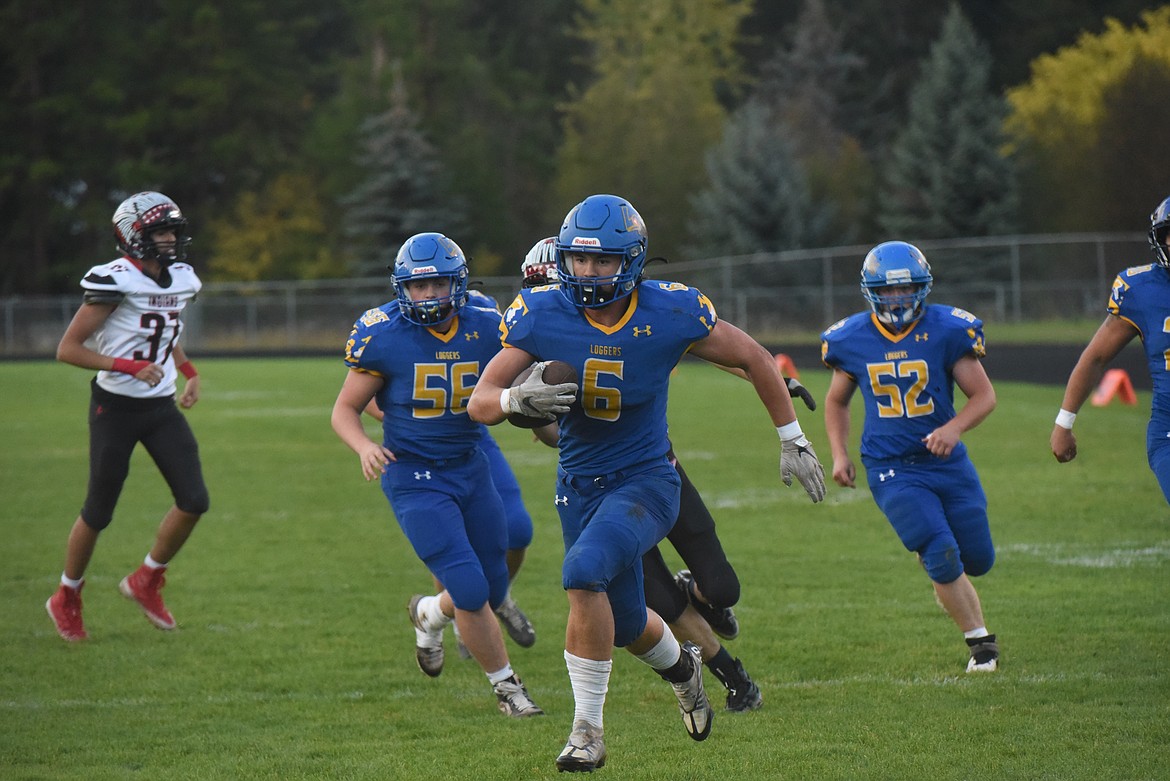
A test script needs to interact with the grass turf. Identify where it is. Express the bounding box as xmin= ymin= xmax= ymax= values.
xmin=1 ymin=357 xmax=1166 ymax=780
